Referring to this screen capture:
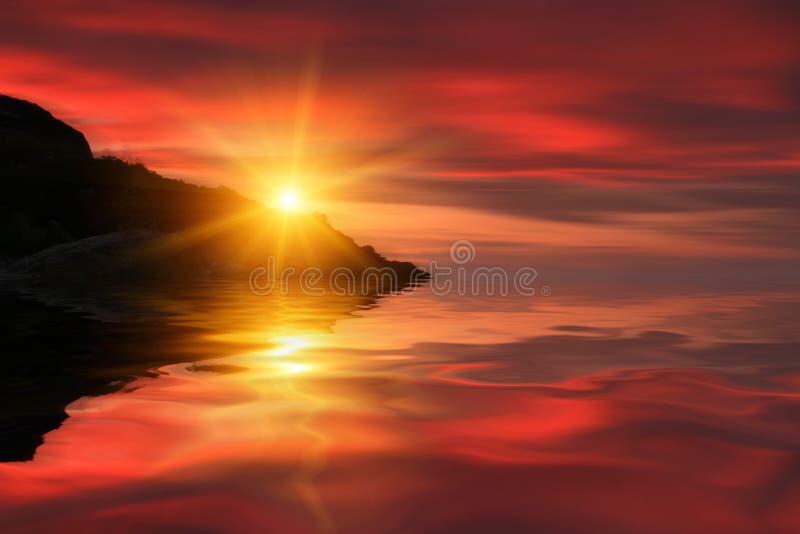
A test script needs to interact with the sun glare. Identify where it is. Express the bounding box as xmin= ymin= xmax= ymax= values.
xmin=277 ymin=189 xmax=300 ymax=211
xmin=269 ymin=336 xmax=310 ymax=356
